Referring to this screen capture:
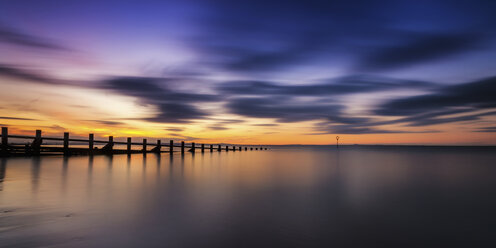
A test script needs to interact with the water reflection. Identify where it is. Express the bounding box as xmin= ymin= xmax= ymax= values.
xmin=31 ymin=156 xmax=40 ymax=193
xmin=0 ymin=147 xmax=495 ymax=247
xmin=0 ymin=158 xmax=6 ymax=191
